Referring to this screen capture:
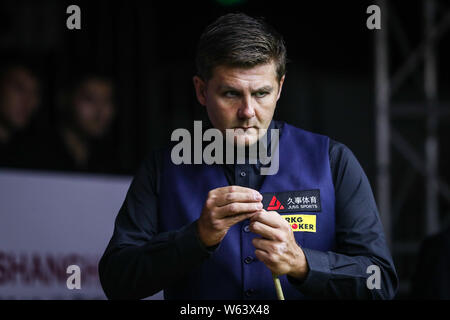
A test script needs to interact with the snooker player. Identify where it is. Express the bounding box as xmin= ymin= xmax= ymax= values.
xmin=98 ymin=13 xmax=398 ymax=300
